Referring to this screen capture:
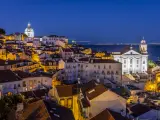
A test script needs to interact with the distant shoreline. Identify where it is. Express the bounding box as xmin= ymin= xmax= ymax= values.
xmin=83 ymin=43 xmax=160 ymax=45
